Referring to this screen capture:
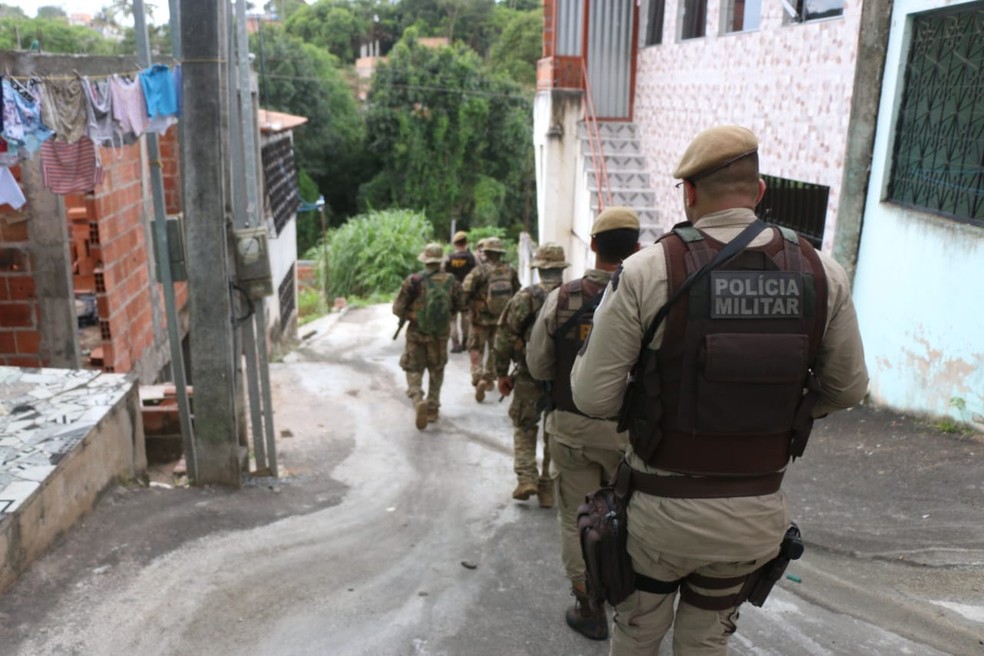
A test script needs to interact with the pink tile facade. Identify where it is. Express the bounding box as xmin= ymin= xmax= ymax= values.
xmin=633 ymin=0 xmax=863 ymax=250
